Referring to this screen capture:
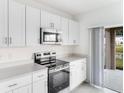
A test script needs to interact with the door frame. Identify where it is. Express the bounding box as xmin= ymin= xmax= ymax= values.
xmin=88 ymin=24 xmax=123 ymax=88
